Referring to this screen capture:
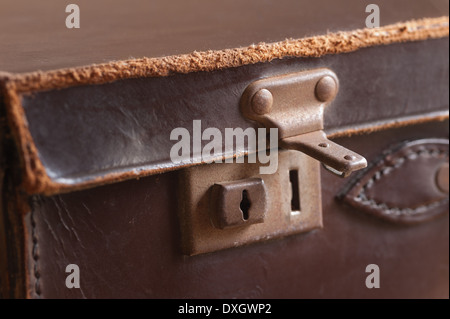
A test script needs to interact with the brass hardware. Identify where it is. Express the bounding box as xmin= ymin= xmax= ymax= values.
xmin=179 ymin=150 xmax=322 ymax=256
xmin=210 ymin=178 xmax=267 ymax=229
xmin=241 ymin=68 xmax=367 ymax=177
xmin=280 ymin=131 xmax=367 ymax=178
